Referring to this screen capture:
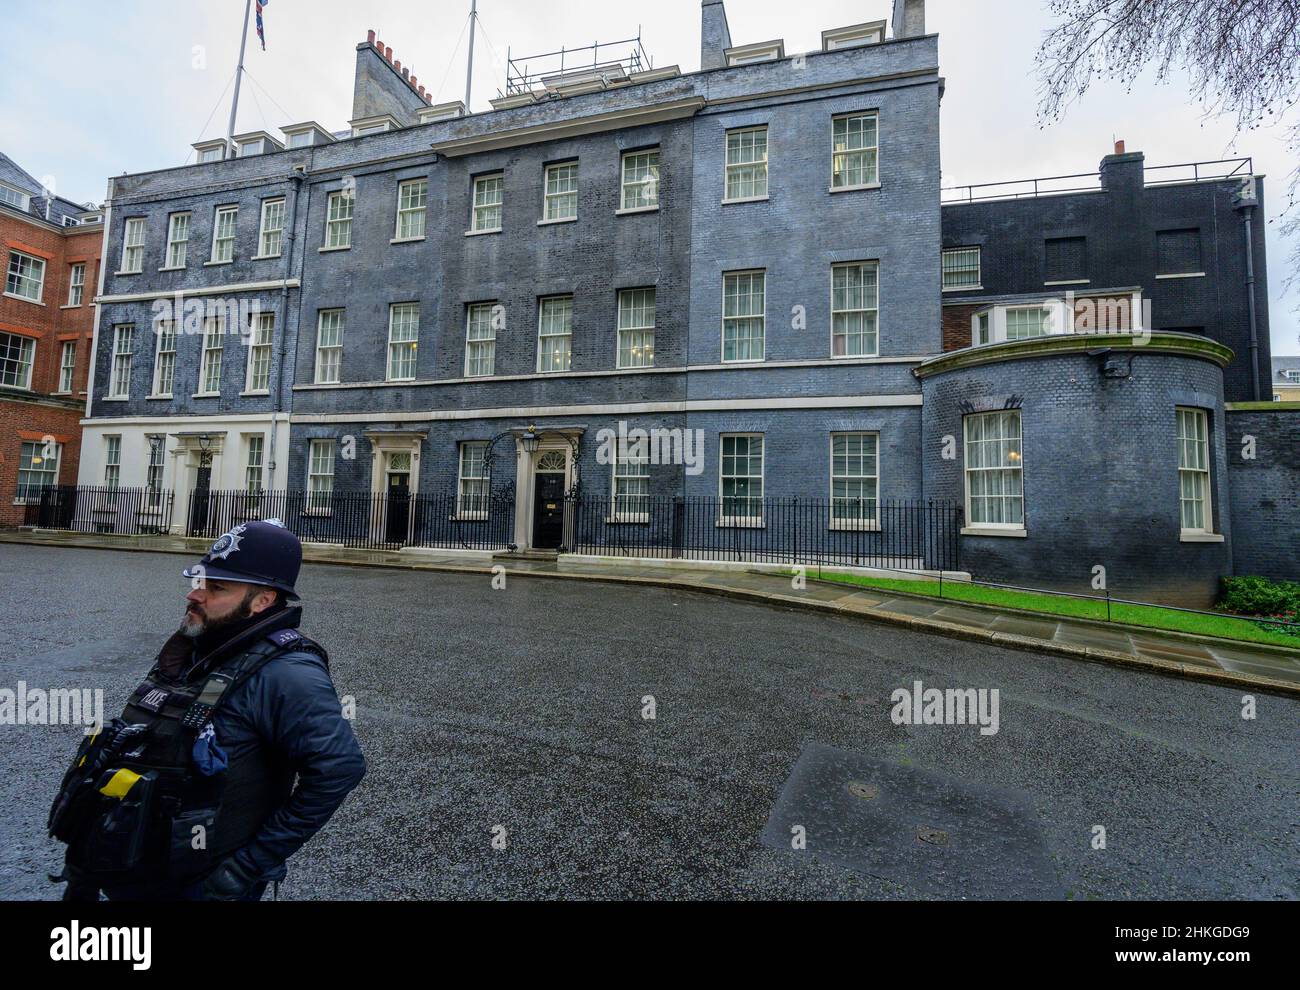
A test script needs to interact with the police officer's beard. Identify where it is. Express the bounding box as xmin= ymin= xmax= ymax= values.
xmin=180 ymin=589 xmax=260 ymax=639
